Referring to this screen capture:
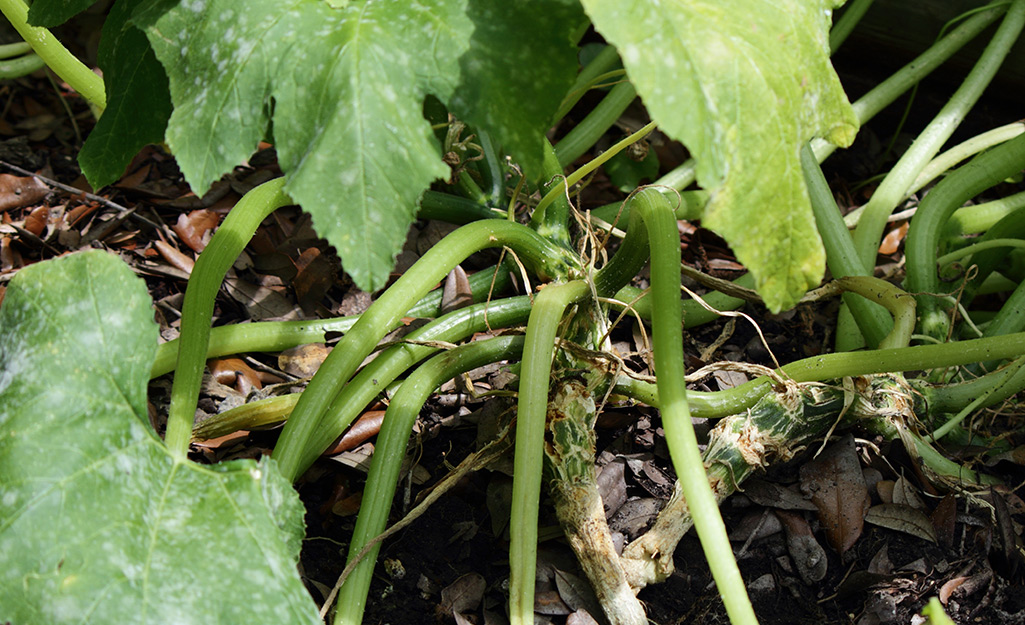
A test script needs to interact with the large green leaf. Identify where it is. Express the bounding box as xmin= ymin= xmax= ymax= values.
xmin=445 ymin=0 xmax=584 ymax=179
xmin=0 ymin=251 xmax=319 ymax=625
xmin=78 ymin=0 xmax=172 ymax=189
xmin=581 ymin=0 xmax=858 ymax=311
xmin=122 ymin=0 xmax=579 ymax=291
